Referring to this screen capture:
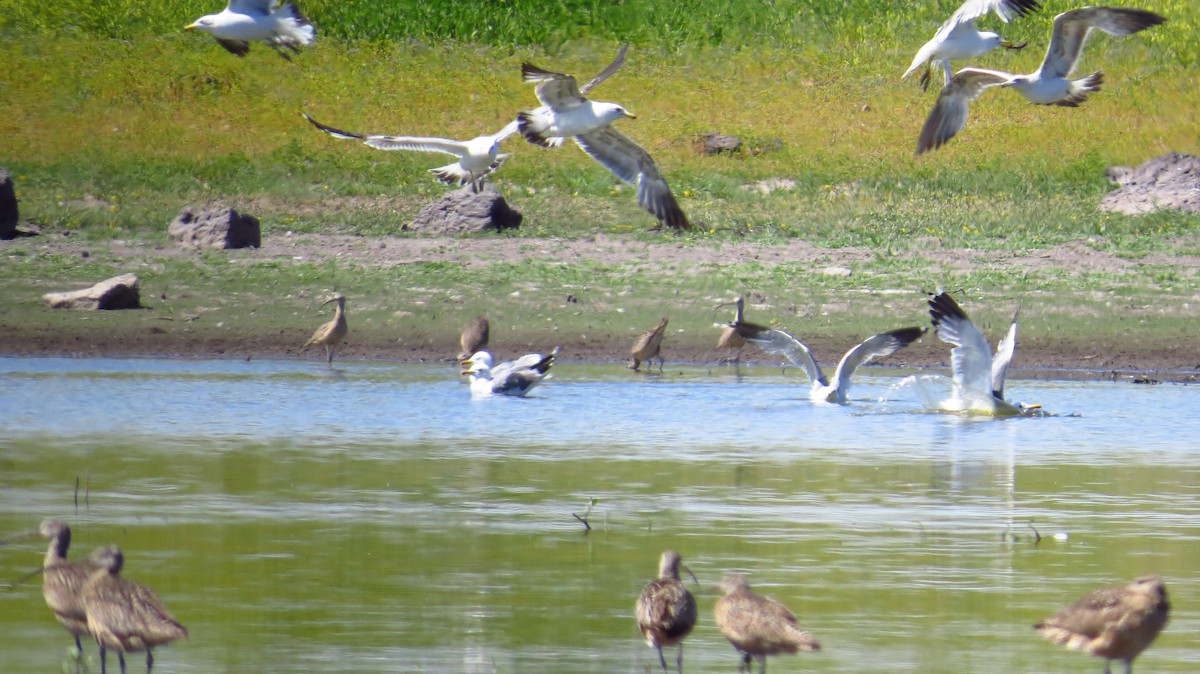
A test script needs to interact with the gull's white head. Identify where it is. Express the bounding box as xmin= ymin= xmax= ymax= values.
xmin=596 ymin=102 xmax=636 ymax=123
xmin=184 ymin=16 xmax=218 ymax=34
xmin=459 ymin=351 xmax=494 ymax=369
